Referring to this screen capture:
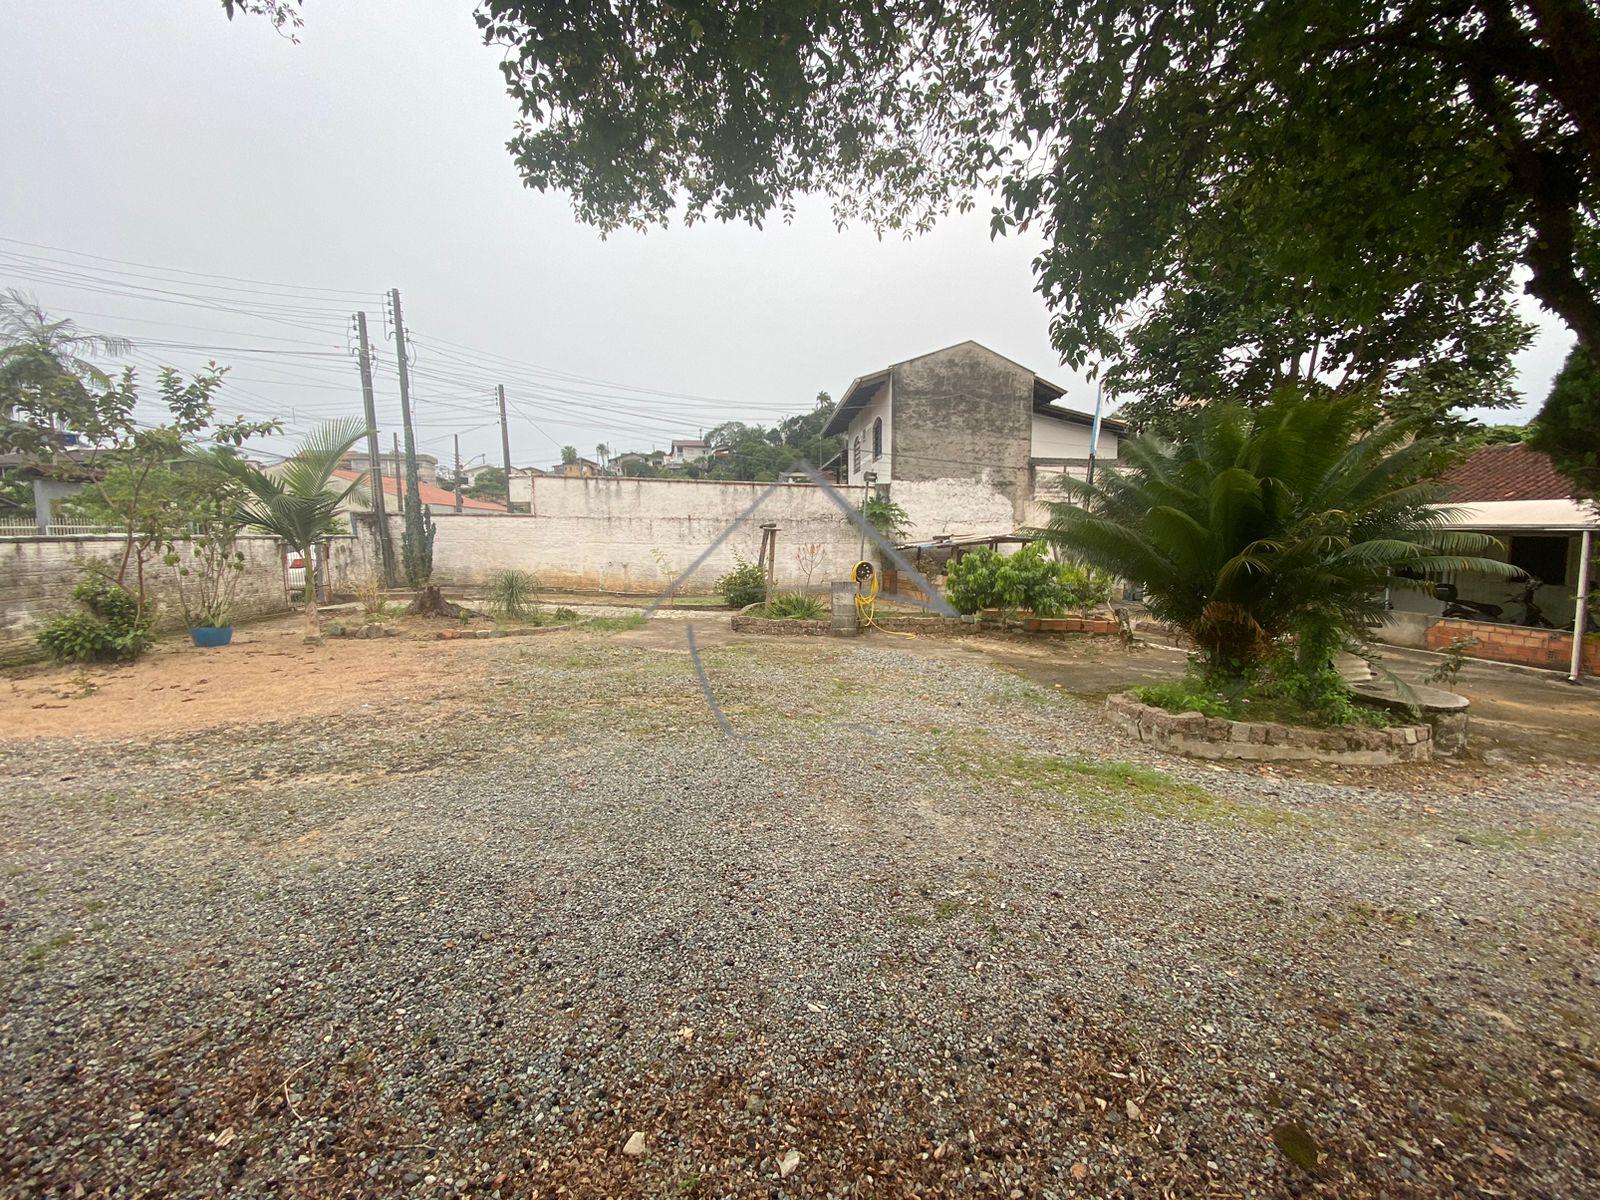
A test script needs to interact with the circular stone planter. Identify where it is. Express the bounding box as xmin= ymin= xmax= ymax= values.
xmin=1105 ymin=692 xmax=1433 ymax=765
